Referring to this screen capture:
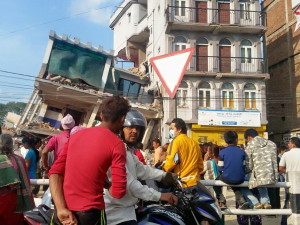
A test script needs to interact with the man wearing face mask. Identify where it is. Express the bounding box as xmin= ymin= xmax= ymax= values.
xmin=163 ymin=118 xmax=203 ymax=188
xmin=104 ymin=109 xmax=178 ymax=225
